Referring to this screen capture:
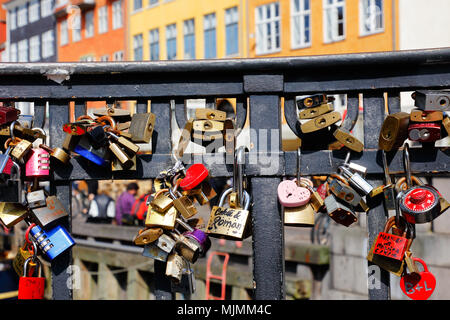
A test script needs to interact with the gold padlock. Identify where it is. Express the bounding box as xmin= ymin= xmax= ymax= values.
xmin=62 ymin=133 xmax=81 ymax=151
xmin=333 ymin=128 xmax=364 ymax=153
xmin=0 ymin=202 xmax=28 ymax=228
xmin=300 ymin=112 xmax=341 ymax=133
xmin=0 ymin=124 xmax=11 ymax=136
xmin=129 ymin=112 xmax=156 ymax=143
xmin=378 ymin=112 xmax=410 ymax=151
xmin=109 ymin=142 xmax=133 ymax=169
xmin=145 ymin=206 xmax=178 ymax=230
xmin=298 ymin=103 xmax=334 ymax=119
xmin=133 ymin=227 xmax=163 ymax=245
xmin=10 ymin=138 xmax=33 ymax=160
xmin=39 ymin=144 xmax=71 ymax=164
xmin=107 ymin=131 xmax=140 ymax=155
xmin=284 ymin=203 xmax=315 ymax=227
xmin=192 ymin=131 xmax=223 ymax=141
xmin=410 ymin=110 xmax=444 ymax=122
xmin=195 ymin=108 xmax=227 ymax=121
xmin=150 ymin=190 xmax=174 ymax=213
xmin=192 ymin=120 xmax=224 ymax=132
xmin=443 ymin=117 xmax=450 ymax=136
xmin=112 ymin=155 xmax=136 ymax=171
